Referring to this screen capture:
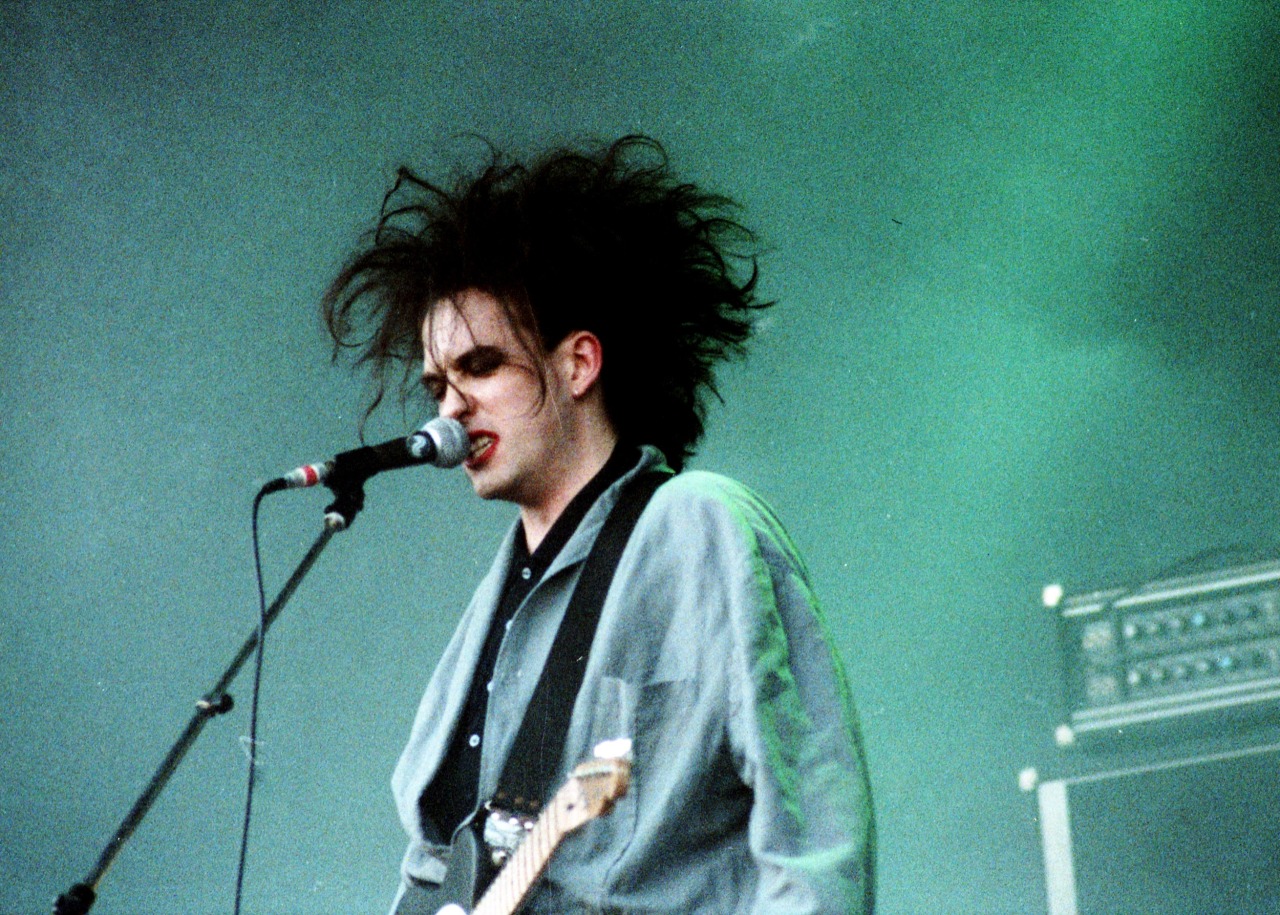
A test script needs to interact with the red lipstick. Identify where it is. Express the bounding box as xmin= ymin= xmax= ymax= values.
xmin=465 ymin=431 xmax=498 ymax=469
